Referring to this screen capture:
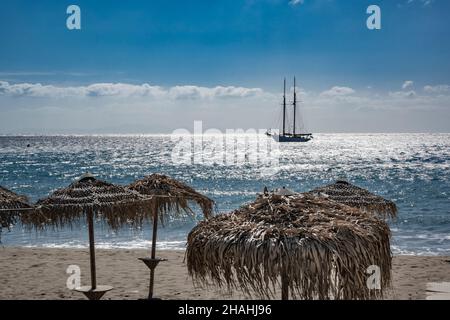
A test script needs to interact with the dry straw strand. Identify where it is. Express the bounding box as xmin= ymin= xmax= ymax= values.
xmin=20 ymin=175 xmax=153 ymax=231
xmin=0 ymin=185 xmax=32 ymax=234
xmin=187 ymin=193 xmax=392 ymax=300
xmin=128 ymin=173 xmax=214 ymax=223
